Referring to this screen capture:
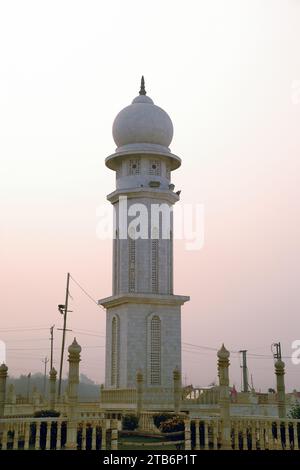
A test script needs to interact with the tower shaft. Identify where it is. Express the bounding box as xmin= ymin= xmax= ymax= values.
xmin=99 ymin=82 xmax=189 ymax=407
